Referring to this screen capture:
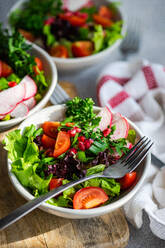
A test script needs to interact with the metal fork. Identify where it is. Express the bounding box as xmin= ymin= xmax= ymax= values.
xmin=0 ymin=136 xmax=153 ymax=230
xmin=50 ymin=84 xmax=71 ymax=105
xmin=120 ymin=17 xmax=141 ymax=59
